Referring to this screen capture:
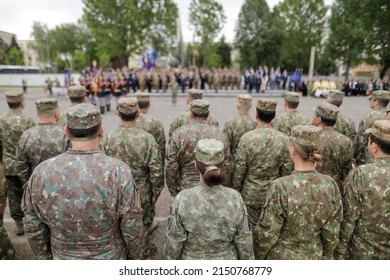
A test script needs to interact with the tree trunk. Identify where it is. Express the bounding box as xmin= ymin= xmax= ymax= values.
xmin=379 ymin=60 xmax=390 ymax=79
